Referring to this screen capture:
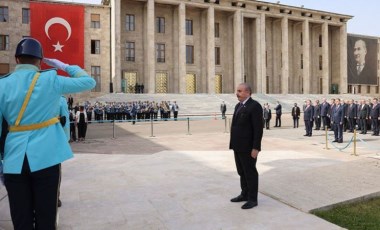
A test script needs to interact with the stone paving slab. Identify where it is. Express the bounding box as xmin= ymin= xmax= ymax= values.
xmin=1 ymin=152 xmax=344 ymax=230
